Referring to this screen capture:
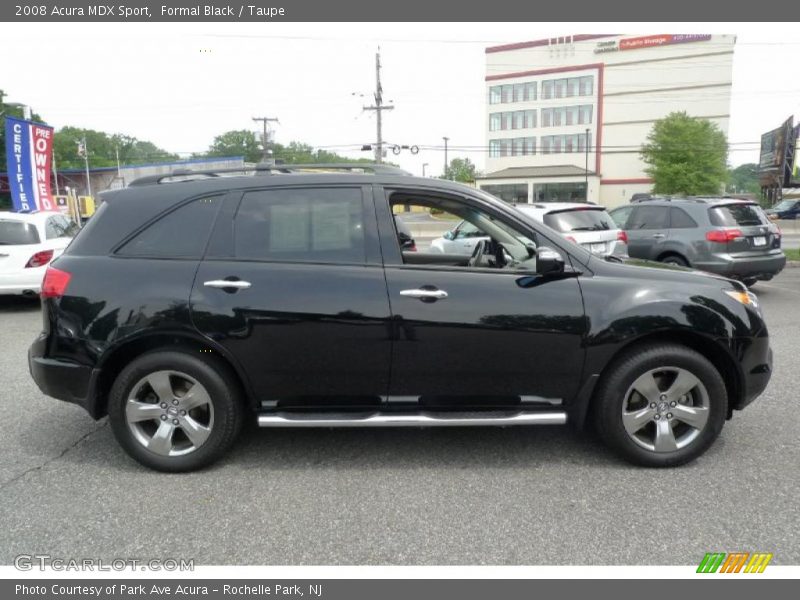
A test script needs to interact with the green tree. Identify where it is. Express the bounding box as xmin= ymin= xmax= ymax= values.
xmin=204 ymin=129 xmax=263 ymax=163
xmin=443 ymin=157 xmax=479 ymax=183
xmin=640 ymin=112 xmax=728 ymax=195
xmin=54 ymin=127 xmax=177 ymax=169
xmin=727 ymin=163 xmax=760 ymax=195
